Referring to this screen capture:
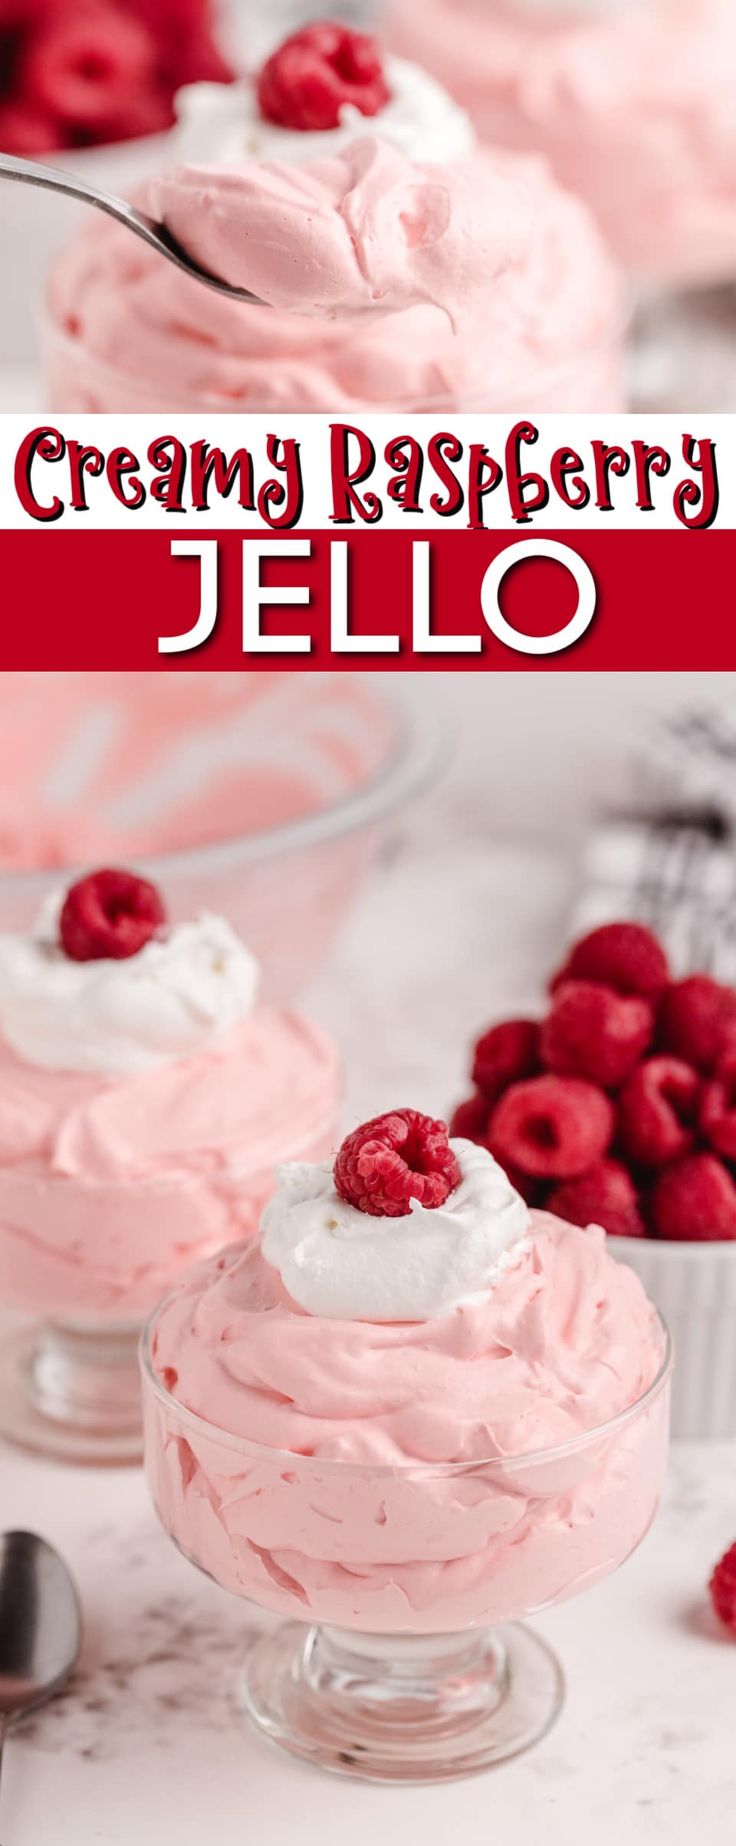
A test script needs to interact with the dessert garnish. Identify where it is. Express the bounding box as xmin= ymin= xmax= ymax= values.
xmin=650 ymin=1153 xmax=736 ymax=1243
xmin=490 ymin=1075 xmax=614 ymax=1181
xmin=547 ymin=1161 xmax=645 ymax=1241
xmin=451 ymin=918 xmax=736 ymax=1240
xmin=333 ymin=1107 xmax=461 ymax=1217
xmin=541 ymin=980 xmax=653 ymax=1090
xmin=709 ymin=1541 xmax=736 ymax=1636
xmin=551 ymin=920 xmax=669 ymax=1001
xmin=658 ymin=974 xmax=736 ymax=1072
xmin=0 ymin=0 xmax=233 ymax=154
xmin=471 ymin=1019 xmax=540 ymax=1101
xmin=59 ymin=867 xmax=166 ymax=962
xmin=257 ymin=20 xmax=390 ymax=133
xmin=617 ymin=1056 xmax=699 ymax=1167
